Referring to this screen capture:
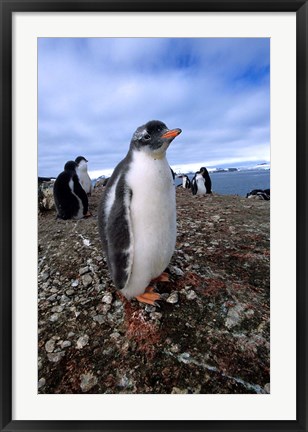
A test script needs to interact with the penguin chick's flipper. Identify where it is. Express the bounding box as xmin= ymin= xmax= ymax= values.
xmin=136 ymin=286 xmax=161 ymax=305
xmin=103 ymin=177 xmax=134 ymax=292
